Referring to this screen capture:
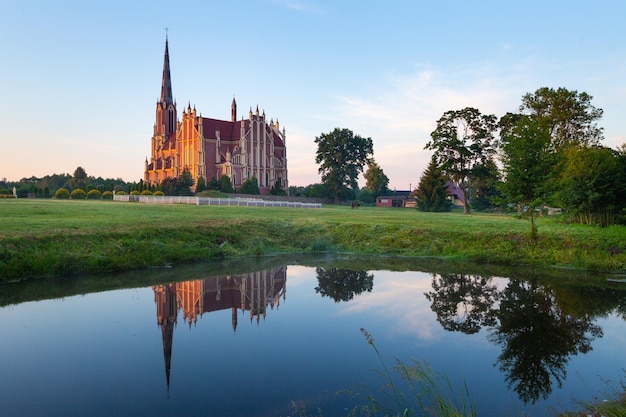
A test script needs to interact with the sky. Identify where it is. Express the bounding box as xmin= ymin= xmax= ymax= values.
xmin=1 ymin=0 xmax=624 ymax=190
